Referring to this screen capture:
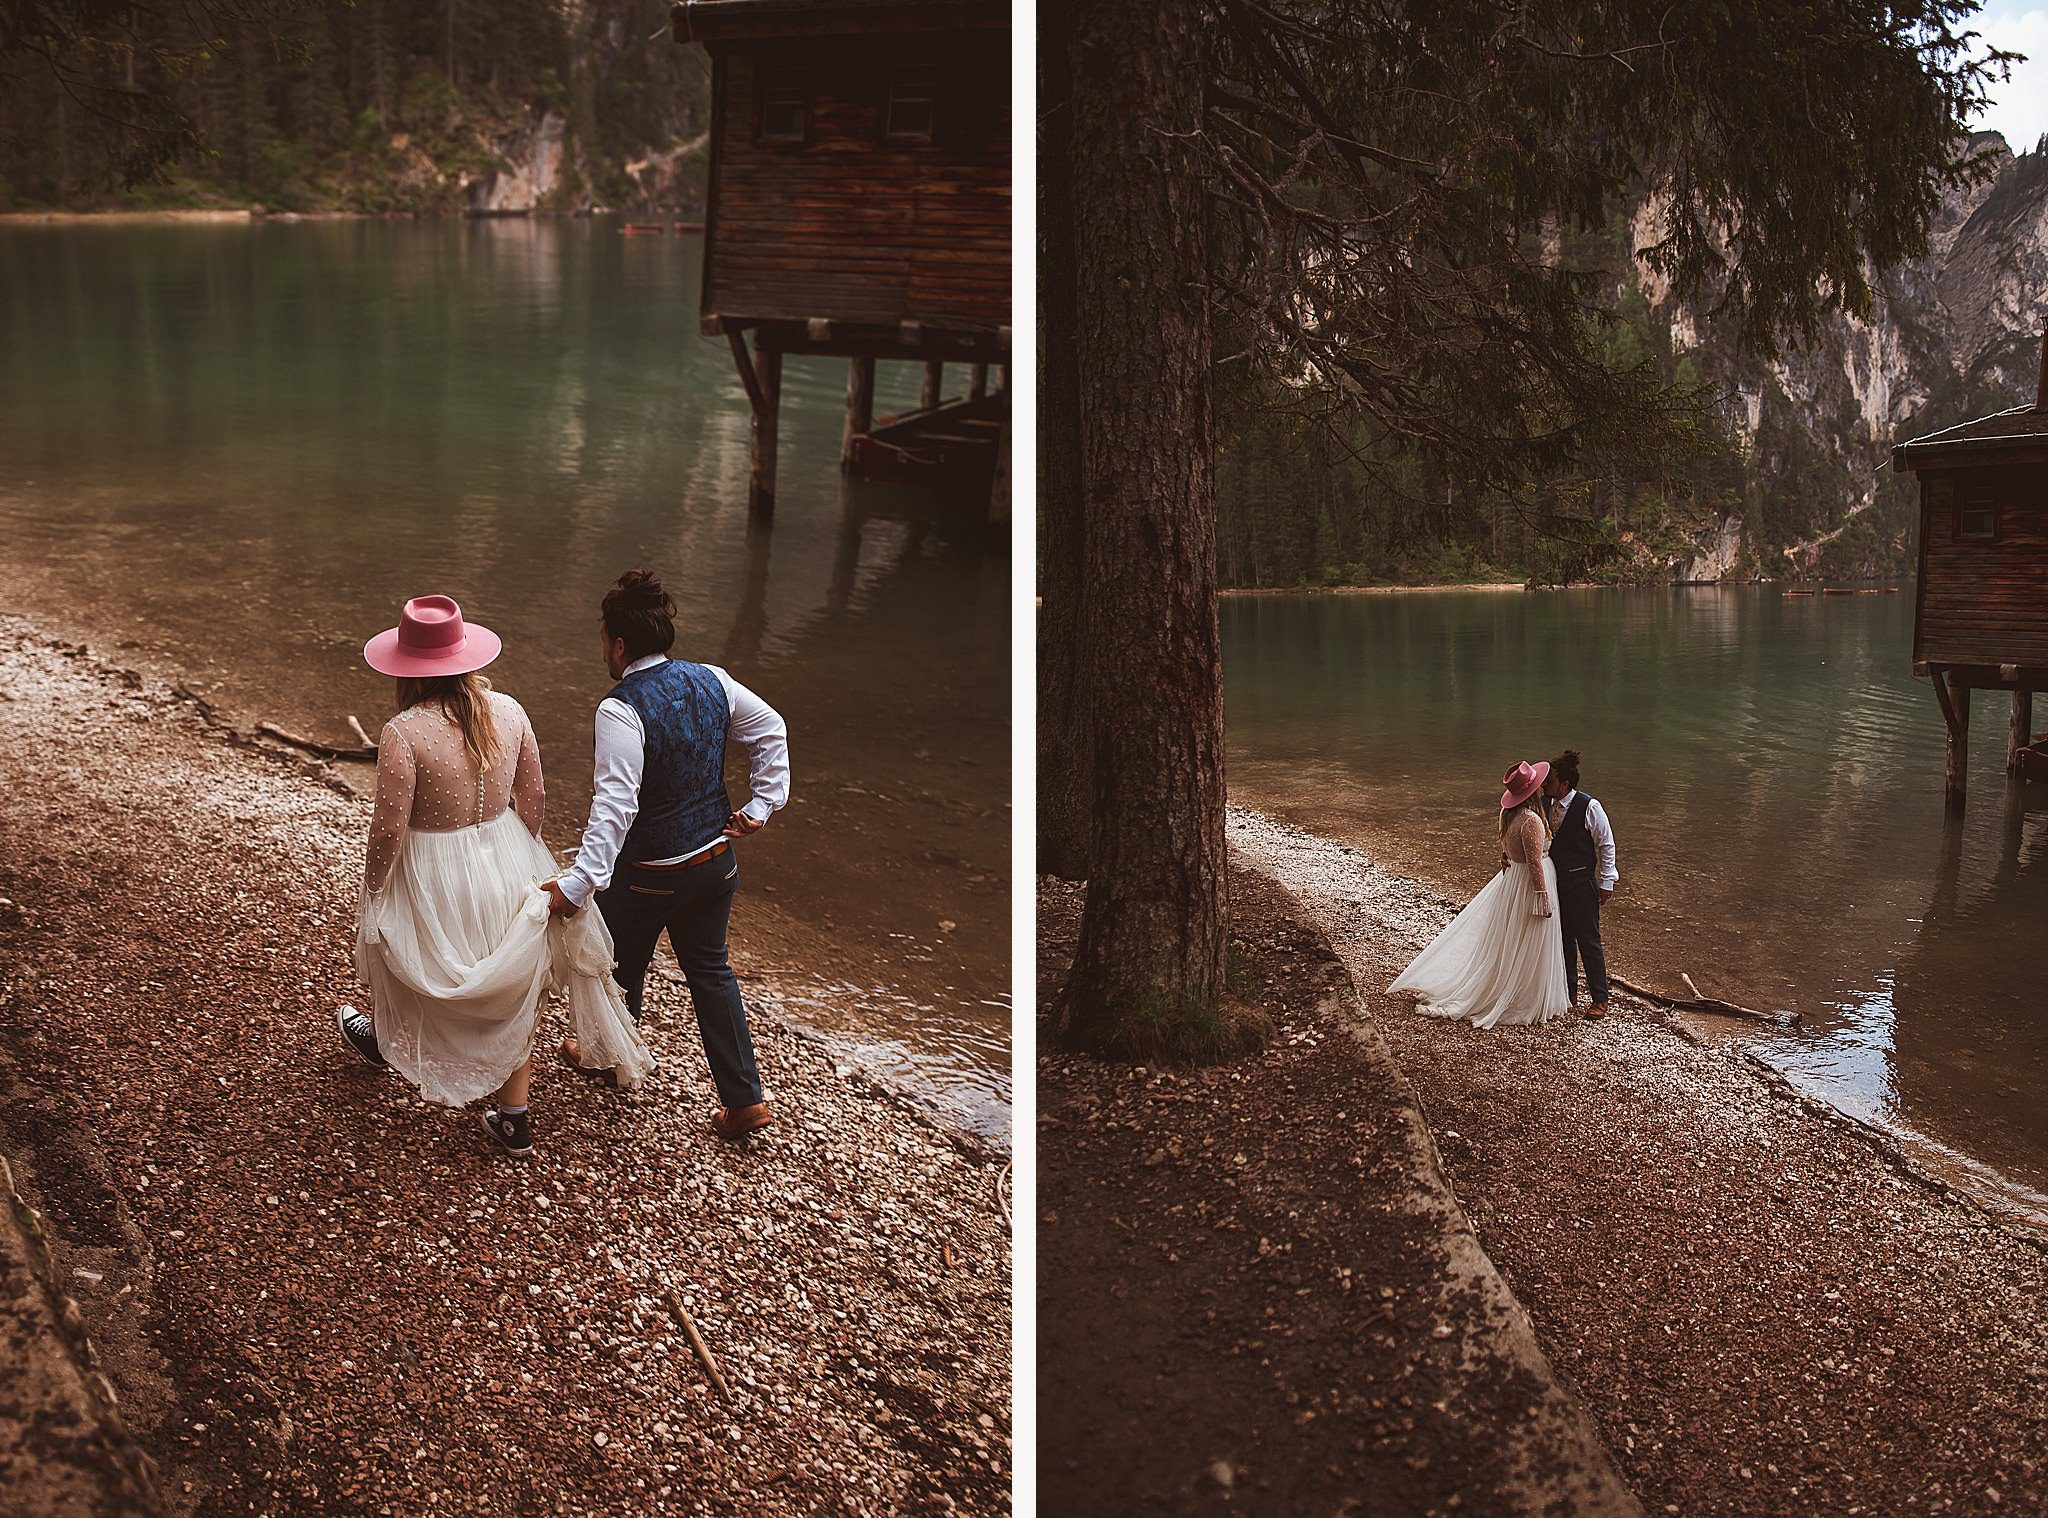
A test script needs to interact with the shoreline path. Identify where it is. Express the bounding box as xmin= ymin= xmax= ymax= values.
xmin=1232 ymin=806 xmax=2048 ymax=1518
xmin=0 ymin=616 xmax=1011 ymax=1518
